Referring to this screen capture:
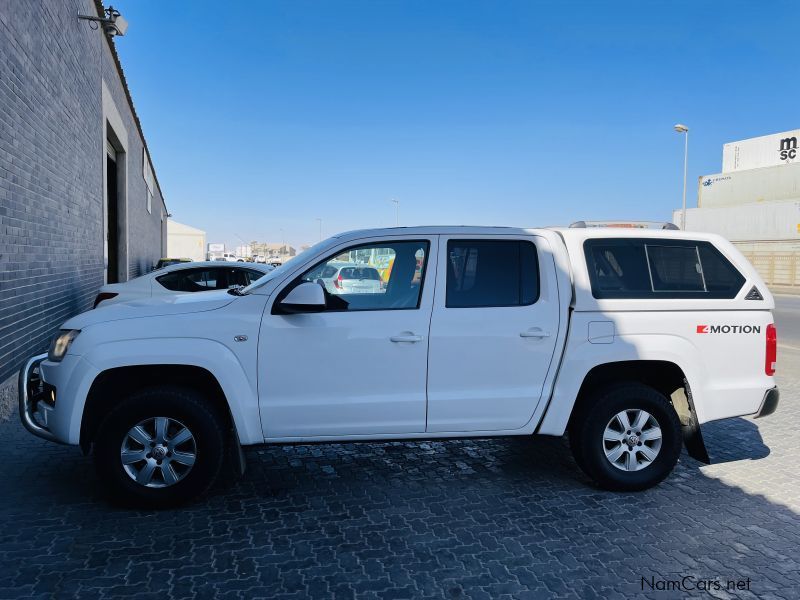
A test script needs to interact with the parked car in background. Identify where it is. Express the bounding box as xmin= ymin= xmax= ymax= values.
xmin=92 ymin=261 xmax=274 ymax=308
xmin=313 ymin=264 xmax=383 ymax=294
xmin=305 ymin=262 xmax=356 ymax=293
xmin=155 ymin=258 xmax=192 ymax=269
xmin=212 ymin=253 xmax=241 ymax=262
